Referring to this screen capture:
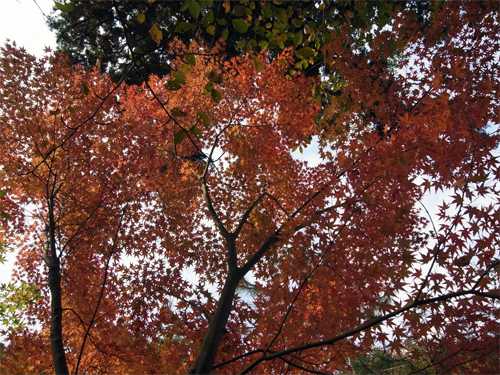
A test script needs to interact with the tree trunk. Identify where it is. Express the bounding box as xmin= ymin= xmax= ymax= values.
xmin=48 ymin=256 xmax=69 ymax=374
xmin=188 ymin=269 xmax=242 ymax=374
xmin=48 ymin=198 xmax=69 ymax=375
